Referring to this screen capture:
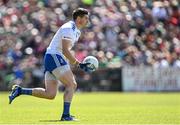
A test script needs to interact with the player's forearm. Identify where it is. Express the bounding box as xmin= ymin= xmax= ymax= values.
xmin=63 ymin=49 xmax=80 ymax=66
